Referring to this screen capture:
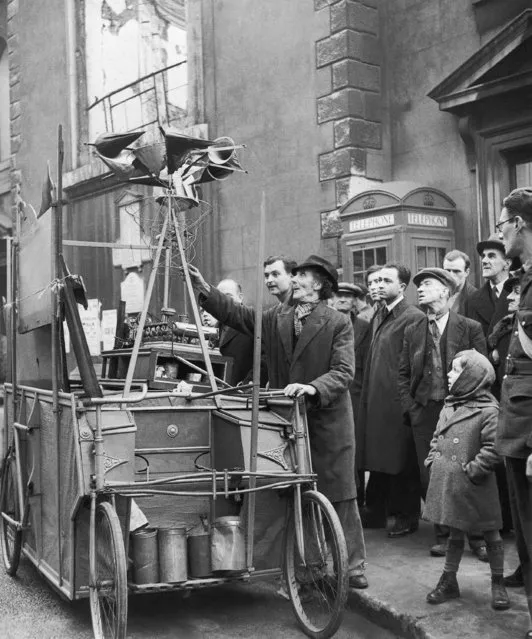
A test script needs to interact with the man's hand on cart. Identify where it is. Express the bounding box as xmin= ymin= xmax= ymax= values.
xmin=180 ymin=263 xmax=211 ymax=297
xmin=283 ymin=383 xmax=317 ymax=398
xmin=526 ymin=453 xmax=532 ymax=481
